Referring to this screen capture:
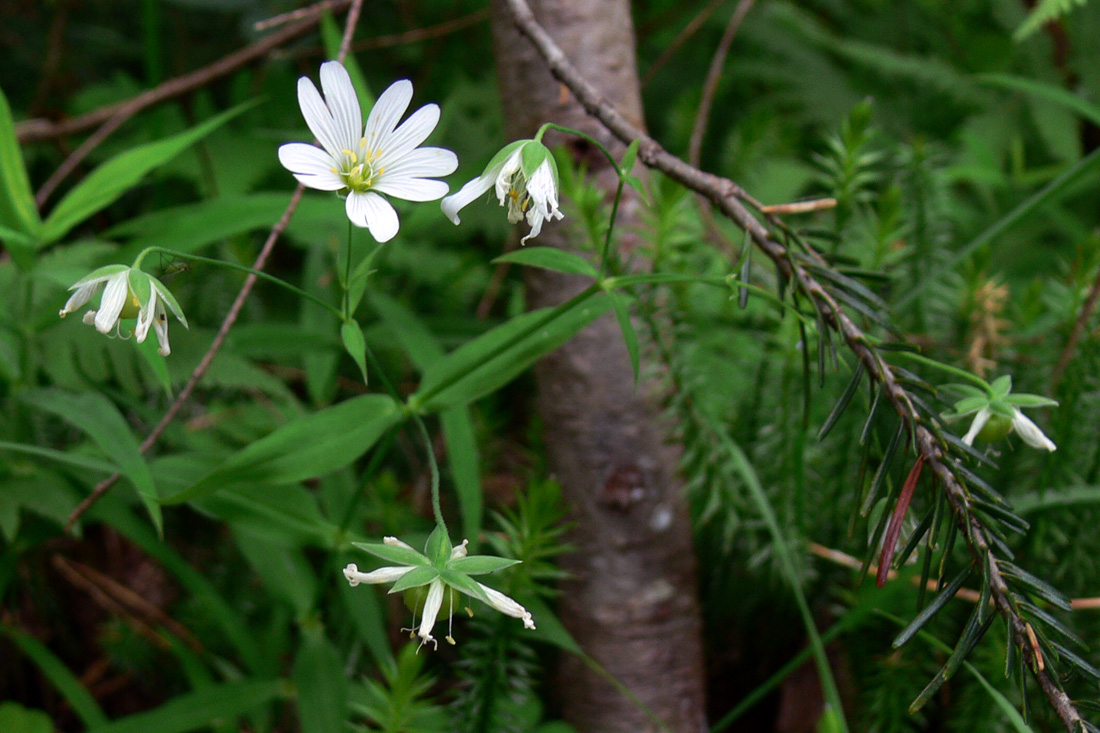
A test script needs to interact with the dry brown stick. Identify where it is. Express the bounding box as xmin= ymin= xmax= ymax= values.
xmin=640 ymin=0 xmax=727 ymax=88
xmin=1051 ymin=262 xmax=1100 ymax=390
xmin=16 ymin=14 xmax=324 ymax=144
xmin=254 ymin=0 xmax=350 ymax=30
xmin=284 ymin=8 xmax=492 ymax=57
xmin=65 ymin=0 xmax=366 ymax=532
xmin=687 ymin=0 xmax=755 ymax=168
xmin=35 ymin=107 xmax=130 ymax=207
xmin=503 ymin=0 xmax=1084 ymax=728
